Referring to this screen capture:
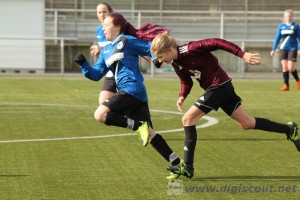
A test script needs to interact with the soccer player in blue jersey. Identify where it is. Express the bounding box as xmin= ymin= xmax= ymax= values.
xmin=270 ymin=9 xmax=300 ymax=91
xmin=89 ymin=2 xmax=116 ymax=105
xmin=90 ymin=2 xmax=113 ymax=57
xmin=151 ymin=32 xmax=300 ymax=179
xmin=75 ymin=13 xmax=180 ymax=179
